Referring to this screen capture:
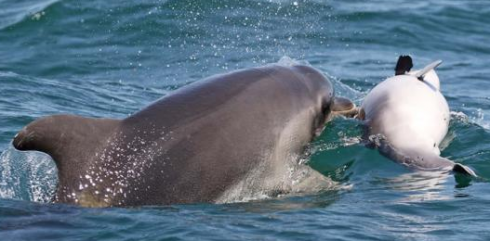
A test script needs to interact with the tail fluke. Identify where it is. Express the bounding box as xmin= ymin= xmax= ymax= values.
xmin=453 ymin=163 xmax=477 ymax=177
